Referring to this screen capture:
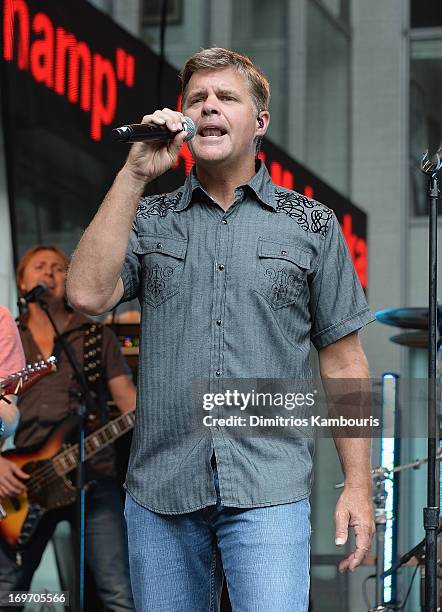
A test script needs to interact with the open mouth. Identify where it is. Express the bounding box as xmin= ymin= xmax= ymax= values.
xmin=198 ymin=127 xmax=227 ymax=138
